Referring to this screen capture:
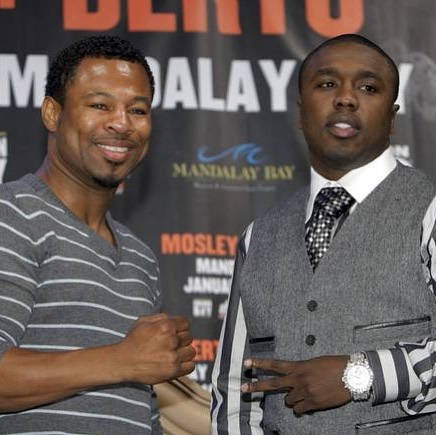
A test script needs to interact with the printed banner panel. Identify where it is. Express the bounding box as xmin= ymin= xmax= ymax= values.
xmin=1 ymin=0 xmax=436 ymax=388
